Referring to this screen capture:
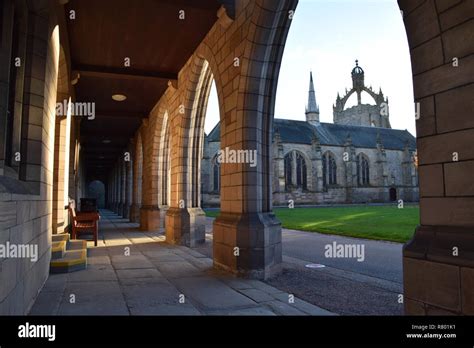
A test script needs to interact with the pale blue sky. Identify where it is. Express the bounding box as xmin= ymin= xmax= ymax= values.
xmin=205 ymin=0 xmax=416 ymax=136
